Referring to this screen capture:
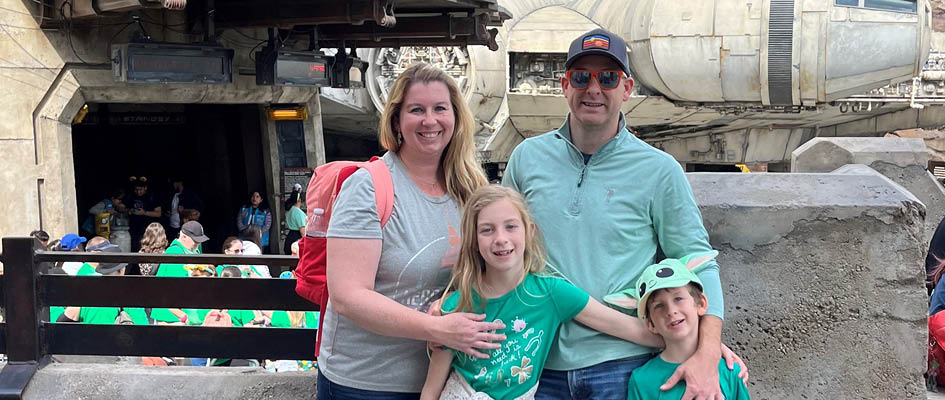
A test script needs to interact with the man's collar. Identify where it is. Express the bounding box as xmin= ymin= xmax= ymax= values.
xmin=558 ymin=113 xmax=628 ymax=147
